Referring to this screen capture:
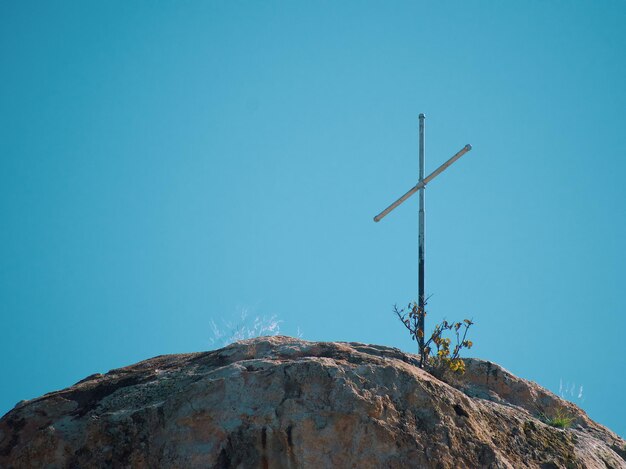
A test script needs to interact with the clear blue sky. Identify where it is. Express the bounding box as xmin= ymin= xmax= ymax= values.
xmin=1 ymin=1 xmax=625 ymax=437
